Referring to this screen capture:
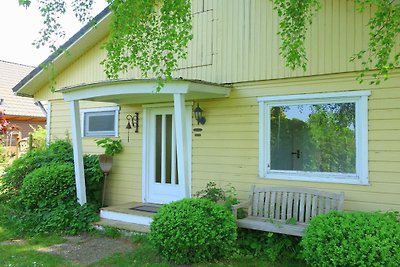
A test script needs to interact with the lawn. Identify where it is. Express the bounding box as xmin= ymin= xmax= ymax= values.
xmin=0 ymin=207 xmax=306 ymax=267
